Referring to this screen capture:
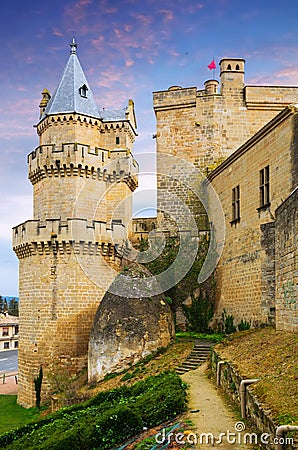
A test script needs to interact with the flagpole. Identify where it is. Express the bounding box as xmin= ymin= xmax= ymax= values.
xmin=213 ymin=55 xmax=215 ymax=79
